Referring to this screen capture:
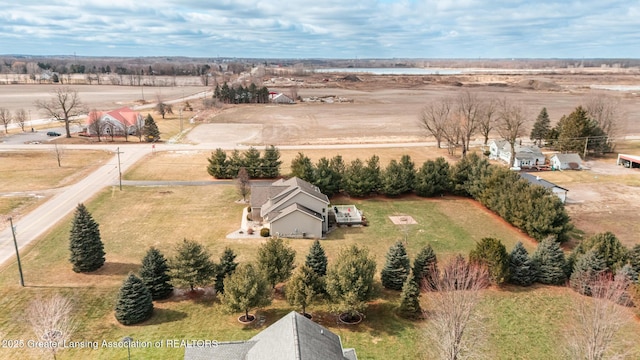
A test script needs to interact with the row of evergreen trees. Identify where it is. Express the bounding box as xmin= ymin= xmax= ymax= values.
xmin=466 ymin=232 xmax=639 ymax=297
xmin=207 ymin=146 xmax=282 ymax=179
xmin=213 ymin=82 xmax=270 ymax=104
xmin=291 ymin=152 xmax=571 ymax=242
xmin=114 ymin=240 xmax=239 ymax=325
